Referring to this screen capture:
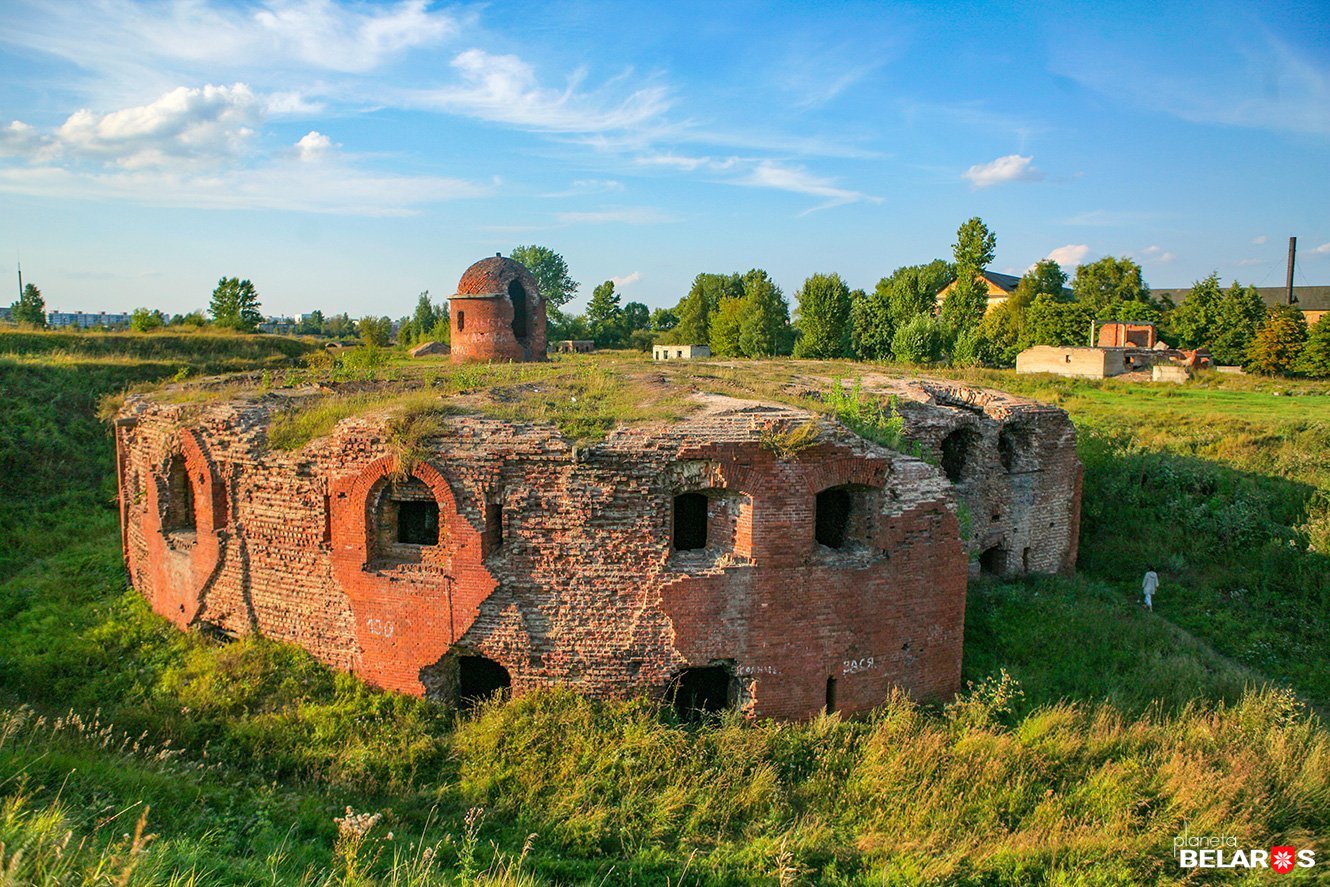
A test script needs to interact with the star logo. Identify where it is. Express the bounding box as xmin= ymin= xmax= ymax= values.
xmin=1271 ymin=846 xmax=1297 ymax=874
